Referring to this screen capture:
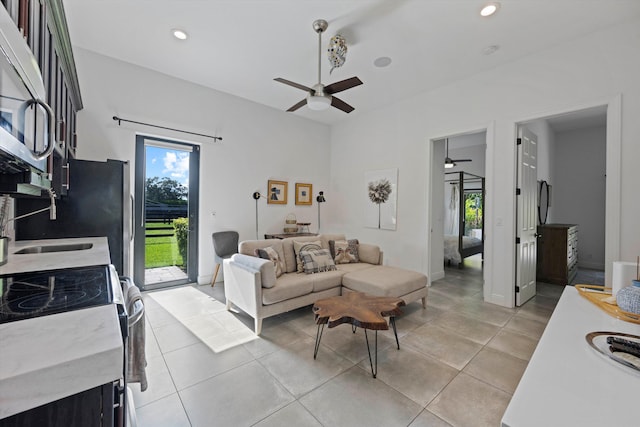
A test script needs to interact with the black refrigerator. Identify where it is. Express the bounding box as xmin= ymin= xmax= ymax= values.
xmin=15 ymin=158 xmax=132 ymax=276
